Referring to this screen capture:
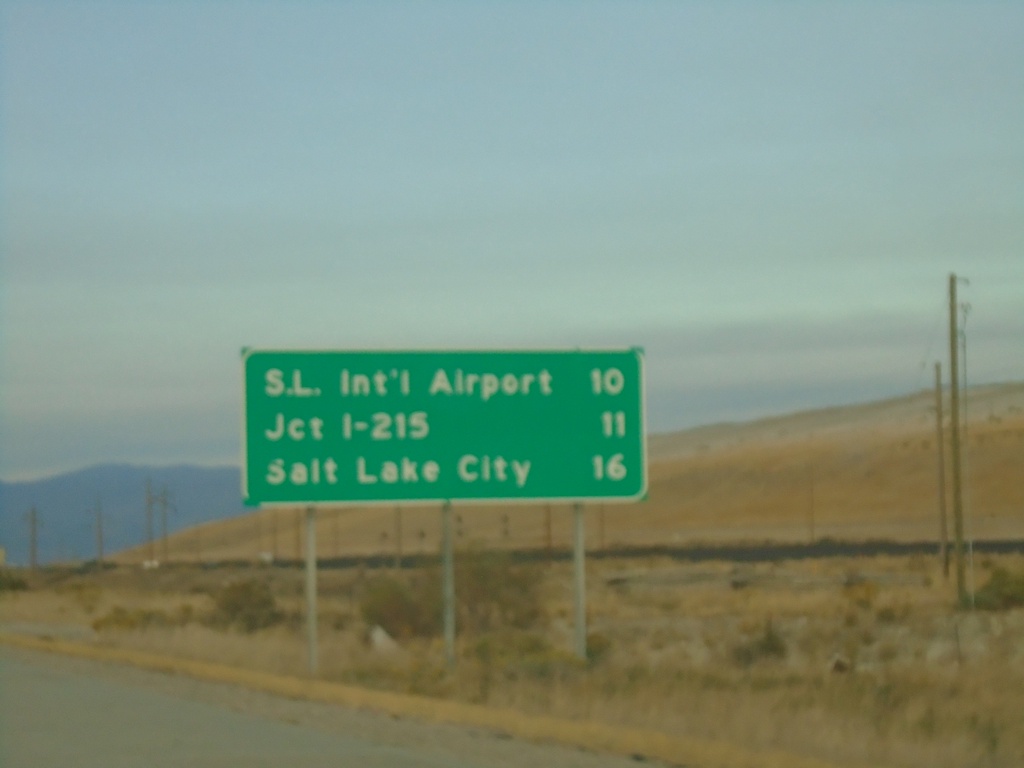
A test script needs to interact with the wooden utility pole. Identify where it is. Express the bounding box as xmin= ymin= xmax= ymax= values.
xmin=145 ymin=478 xmax=155 ymax=562
xmin=144 ymin=481 xmax=172 ymax=563
xmin=934 ymin=362 xmax=950 ymax=579
xmin=158 ymin=488 xmax=171 ymax=562
xmin=194 ymin=523 xmax=203 ymax=564
xmin=544 ymin=504 xmax=553 ymax=553
xmin=948 ymin=273 xmax=967 ymax=604
xmin=28 ymin=505 xmax=39 ymax=571
xmin=95 ymin=496 xmax=104 ymax=567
